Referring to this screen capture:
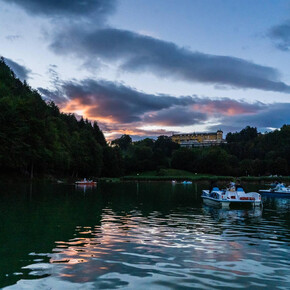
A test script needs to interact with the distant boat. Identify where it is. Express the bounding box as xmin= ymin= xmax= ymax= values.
xmin=259 ymin=183 xmax=290 ymax=196
xmin=182 ymin=181 xmax=192 ymax=184
xmin=202 ymin=186 xmax=261 ymax=208
xmin=75 ymin=178 xmax=97 ymax=186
